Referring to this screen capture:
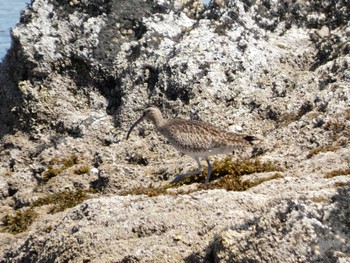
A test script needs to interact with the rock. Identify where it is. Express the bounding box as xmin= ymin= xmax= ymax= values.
xmin=317 ymin=25 xmax=330 ymax=38
xmin=213 ymin=189 xmax=350 ymax=262
xmin=0 ymin=0 xmax=349 ymax=261
xmin=0 ymin=190 xmax=267 ymax=262
xmin=0 ymin=177 xmax=8 ymax=199
xmin=3 ymin=179 xmax=350 ymax=262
